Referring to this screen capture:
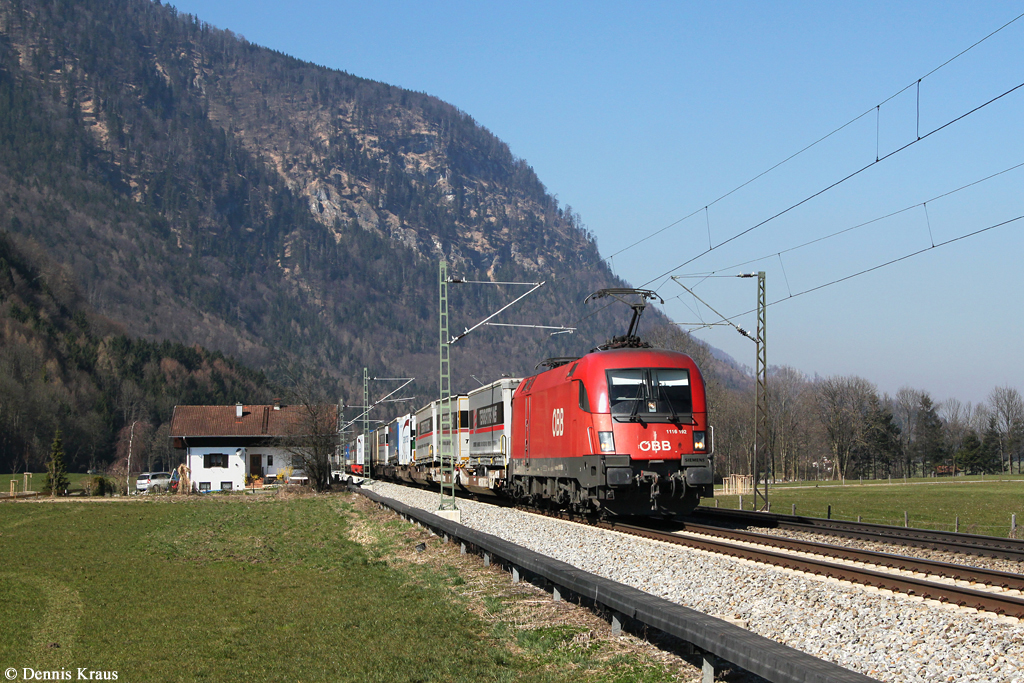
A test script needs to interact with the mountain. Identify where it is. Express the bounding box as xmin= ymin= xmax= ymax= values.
xmin=0 ymin=0 xmax=723 ymax=469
